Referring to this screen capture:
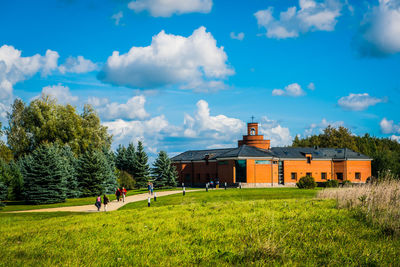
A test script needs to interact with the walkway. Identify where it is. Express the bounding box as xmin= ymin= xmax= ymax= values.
xmin=9 ymin=189 xmax=201 ymax=213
